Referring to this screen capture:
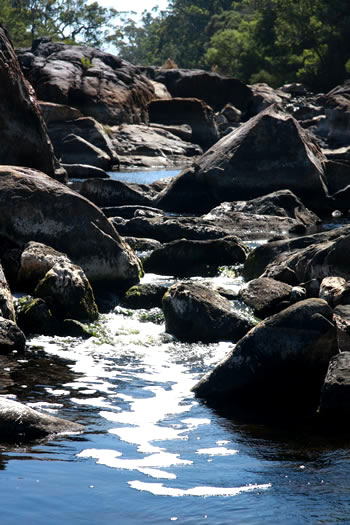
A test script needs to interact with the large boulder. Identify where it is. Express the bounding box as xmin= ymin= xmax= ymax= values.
xmin=148 ymin=98 xmax=219 ymax=150
xmin=323 ymin=82 xmax=350 ymax=146
xmin=162 ymin=282 xmax=254 ymax=343
xmin=0 ymin=318 xmax=26 ymax=354
xmin=78 ymin=178 xmax=154 ymax=208
xmin=156 ymin=106 xmax=329 ymax=214
xmin=0 ymin=166 xmax=142 ymax=286
xmin=0 ymin=396 xmax=84 ymax=442
xmin=239 ymin=277 xmax=293 ymax=319
xmin=192 ymin=298 xmax=338 ymax=414
xmin=319 ymin=352 xmax=350 ymax=421
xmin=216 ymin=190 xmax=321 ymax=227
xmin=149 ymin=69 xmax=253 ymax=113
xmin=19 ymin=39 xmax=155 ymax=125
xmin=0 ymin=24 xmax=64 ymax=180
xmin=0 ymin=264 xmax=16 ymax=322
xmin=143 ymin=236 xmax=248 ymax=276
xmin=34 ymin=260 xmax=98 ymax=322
xmin=47 ymin=116 xmax=118 ymax=168
xmin=110 ymin=123 xmax=202 ymax=169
